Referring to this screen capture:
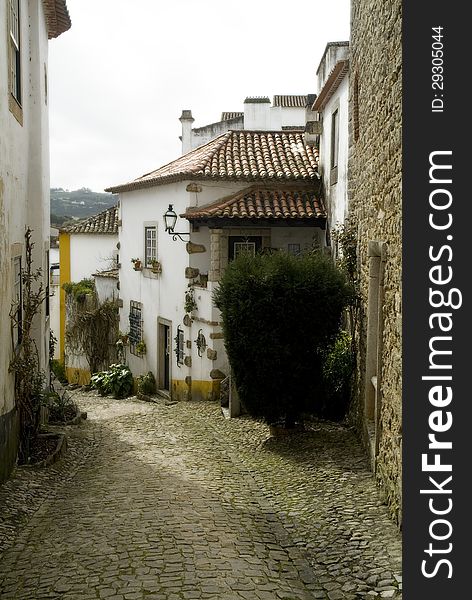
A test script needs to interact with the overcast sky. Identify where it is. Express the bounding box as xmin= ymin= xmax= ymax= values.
xmin=48 ymin=0 xmax=350 ymax=193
